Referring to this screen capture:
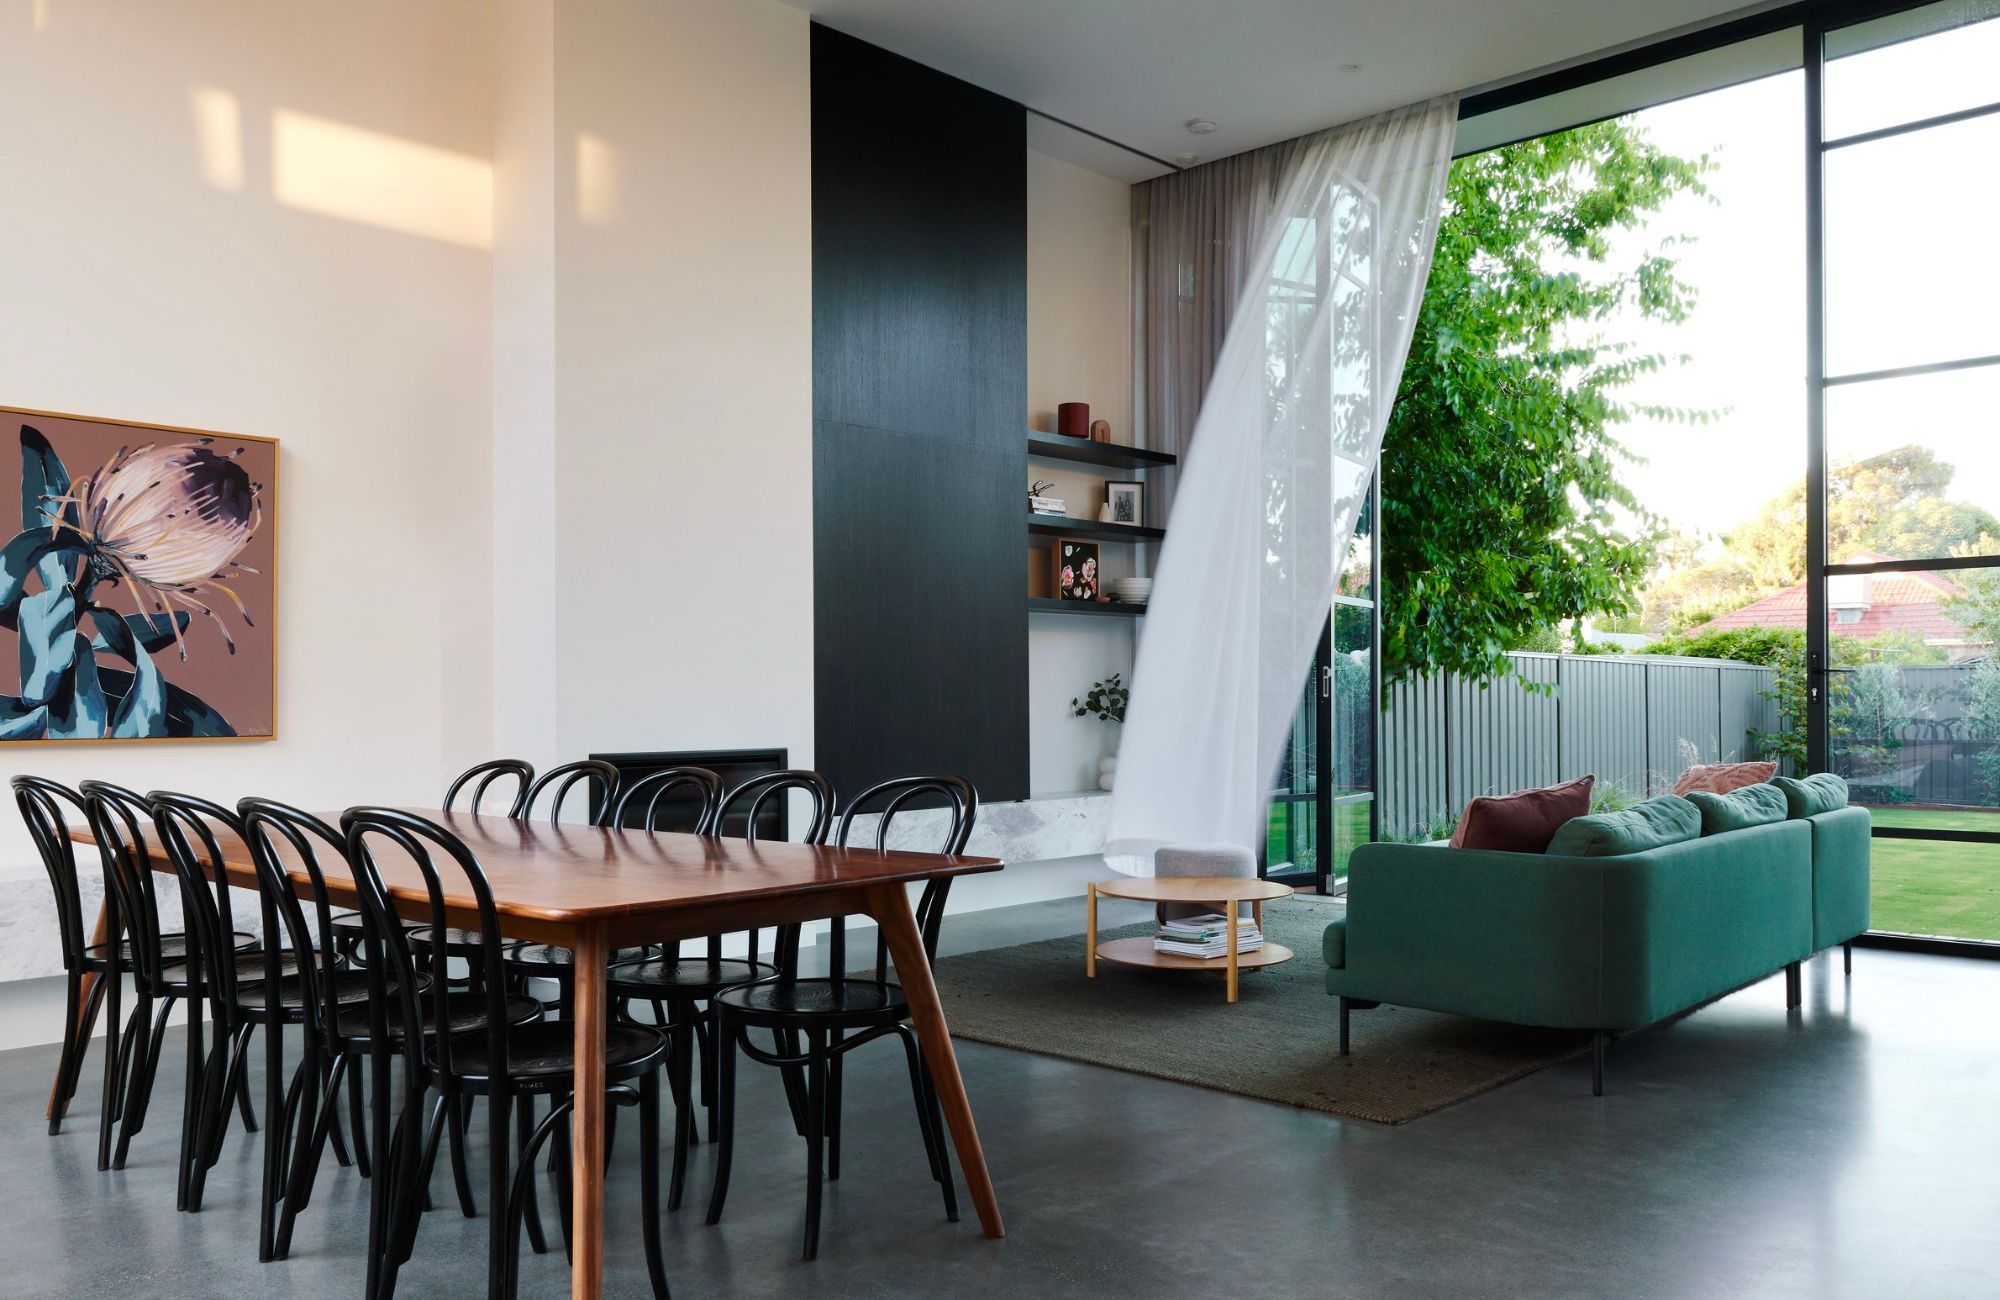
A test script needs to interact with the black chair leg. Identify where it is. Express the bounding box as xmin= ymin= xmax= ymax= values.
xmin=114 ymin=995 xmax=172 ymax=1169
xmin=446 ymin=1092 xmax=478 ymax=1217
xmin=259 ymin=1019 xmax=288 ymax=1262
xmin=695 ymin=1009 xmax=717 ymax=1142
xmin=324 ymin=1055 xmax=353 ymax=1169
xmin=802 ymin=1030 xmax=826 ymax=1261
xmin=827 ymin=1029 xmax=844 ymax=1182
xmin=1591 ymin=1030 xmax=1606 ymax=1097
xmin=552 ymin=1095 xmax=575 ymax=1262
xmin=667 ymin=1021 xmax=694 ymax=1212
xmin=1338 ymin=996 xmax=1350 ymax=1056
xmin=185 ymin=1022 xmax=238 ymax=1211
xmin=484 ymin=1091 xmax=511 ymax=1300
xmin=639 ymin=1073 xmax=670 ymax=1299
xmin=98 ymin=968 xmax=125 ymax=1172
xmin=518 ymin=1094 xmax=547 ymax=1256
xmin=175 ymin=994 xmax=204 ymax=1207
xmin=276 ymin=1057 xmax=337 ymax=1260
xmin=49 ymin=970 xmax=83 ymax=1135
xmin=918 ymin=1058 xmax=958 ymax=1223
xmin=348 ymin=1052 xmax=372 ymax=1178
xmin=232 ymin=1023 xmax=260 ymax=1134
xmin=704 ymin=1013 xmax=738 ymax=1226
xmin=417 ymin=1093 xmax=448 ymax=1215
